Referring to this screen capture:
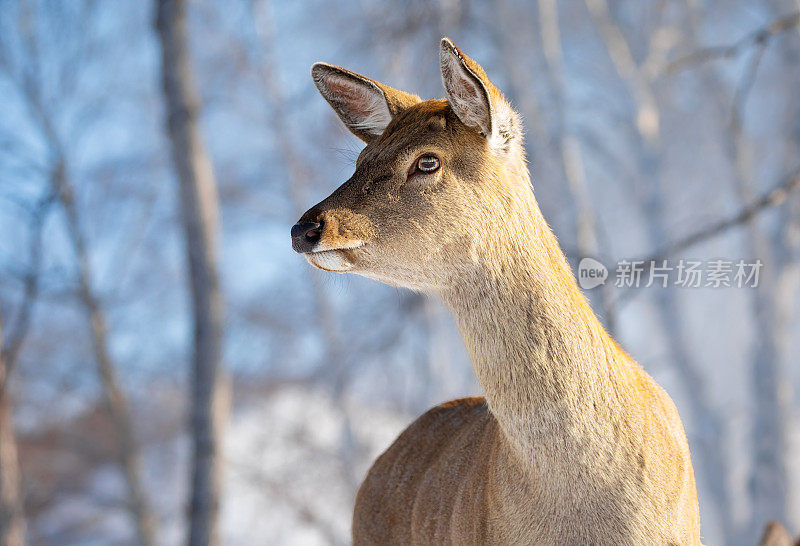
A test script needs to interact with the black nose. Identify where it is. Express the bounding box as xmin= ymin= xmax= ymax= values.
xmin=291 ymin=221 xmax=322 ymax=253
